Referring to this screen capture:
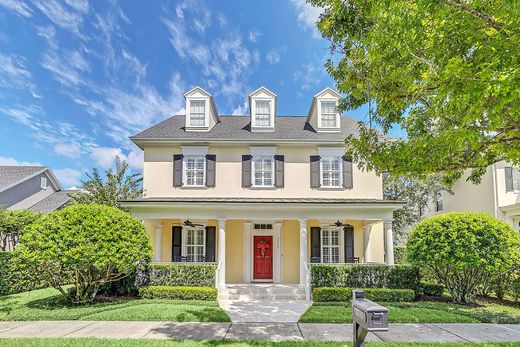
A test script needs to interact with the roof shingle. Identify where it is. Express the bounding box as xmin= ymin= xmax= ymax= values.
xmin=0 ymin=166 xmax=46 ymax=191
